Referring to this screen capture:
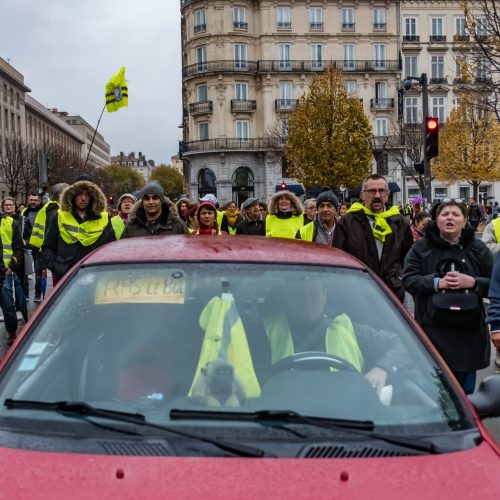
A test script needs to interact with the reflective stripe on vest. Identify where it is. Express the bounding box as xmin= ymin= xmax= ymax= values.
xmin=0 ymin=217 xmax=14 ymax=266
xmin=263 ymin=312 xmax=364 ymax=372
xmin=265 ymin=214 xmax=304 ymax=239
xmin=29 ymin=201 xmax=59 ymax=248
xmin=189 ymin=295 xmax=261 ymax=398
xmin=111 ymin=215 xmax=125 ymax=240
xmin=58 ymin=211 xmax=110 ymax=246
xmin=299 ymin=221 xmax=315 ymax=242
xmin=493 ymin=218 xmax=500 ymax=244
